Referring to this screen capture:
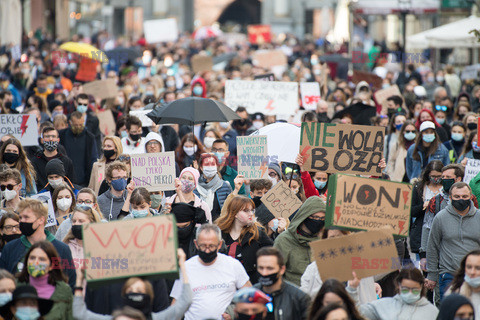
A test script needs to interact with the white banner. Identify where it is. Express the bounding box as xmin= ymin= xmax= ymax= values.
xmin=30 ymin=192 xmax=56 ymax=228
xmin=0 ymin=114 xmax=38 ymax=146
xmin=464 ymin=158 xmax=480 ymax=183
xmin=143 ymin=19 xmax=178 ymax=43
